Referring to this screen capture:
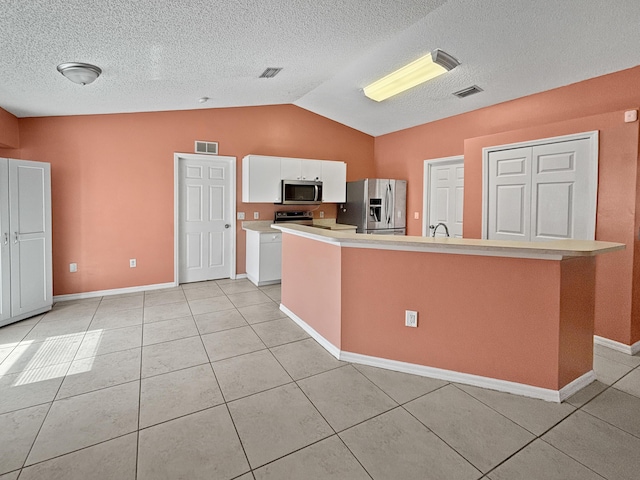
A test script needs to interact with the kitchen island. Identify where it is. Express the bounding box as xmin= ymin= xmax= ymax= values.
xmin=271 ymin=224 xmax=624 ymax=402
